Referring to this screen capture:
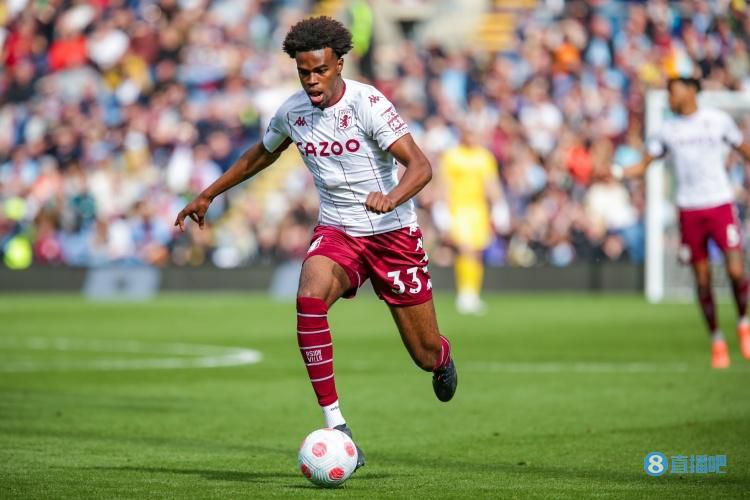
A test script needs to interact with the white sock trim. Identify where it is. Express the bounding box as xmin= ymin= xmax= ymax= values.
xmin=322 ymin=400 xmax=346 ymax=428
xmin=300 ymin=343 xmax=332 ymax=350
xmin=297 ymin=328 xmax=331 ymax=334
